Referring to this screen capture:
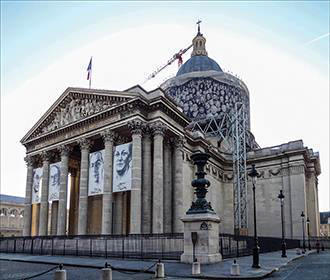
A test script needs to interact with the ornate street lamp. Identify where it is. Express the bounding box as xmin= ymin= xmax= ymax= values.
xmin=301 ymin=211 xmax=306 ymax=254
xmin=278 ymin=190 xmax=287 ymax=257
xmin=186 ymin=152 xmax=215 ymax=215
xmin=248 ymin=164 xmax=260 ymax=269
xmin=306 ymin=217 xmax=311 ymax=250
